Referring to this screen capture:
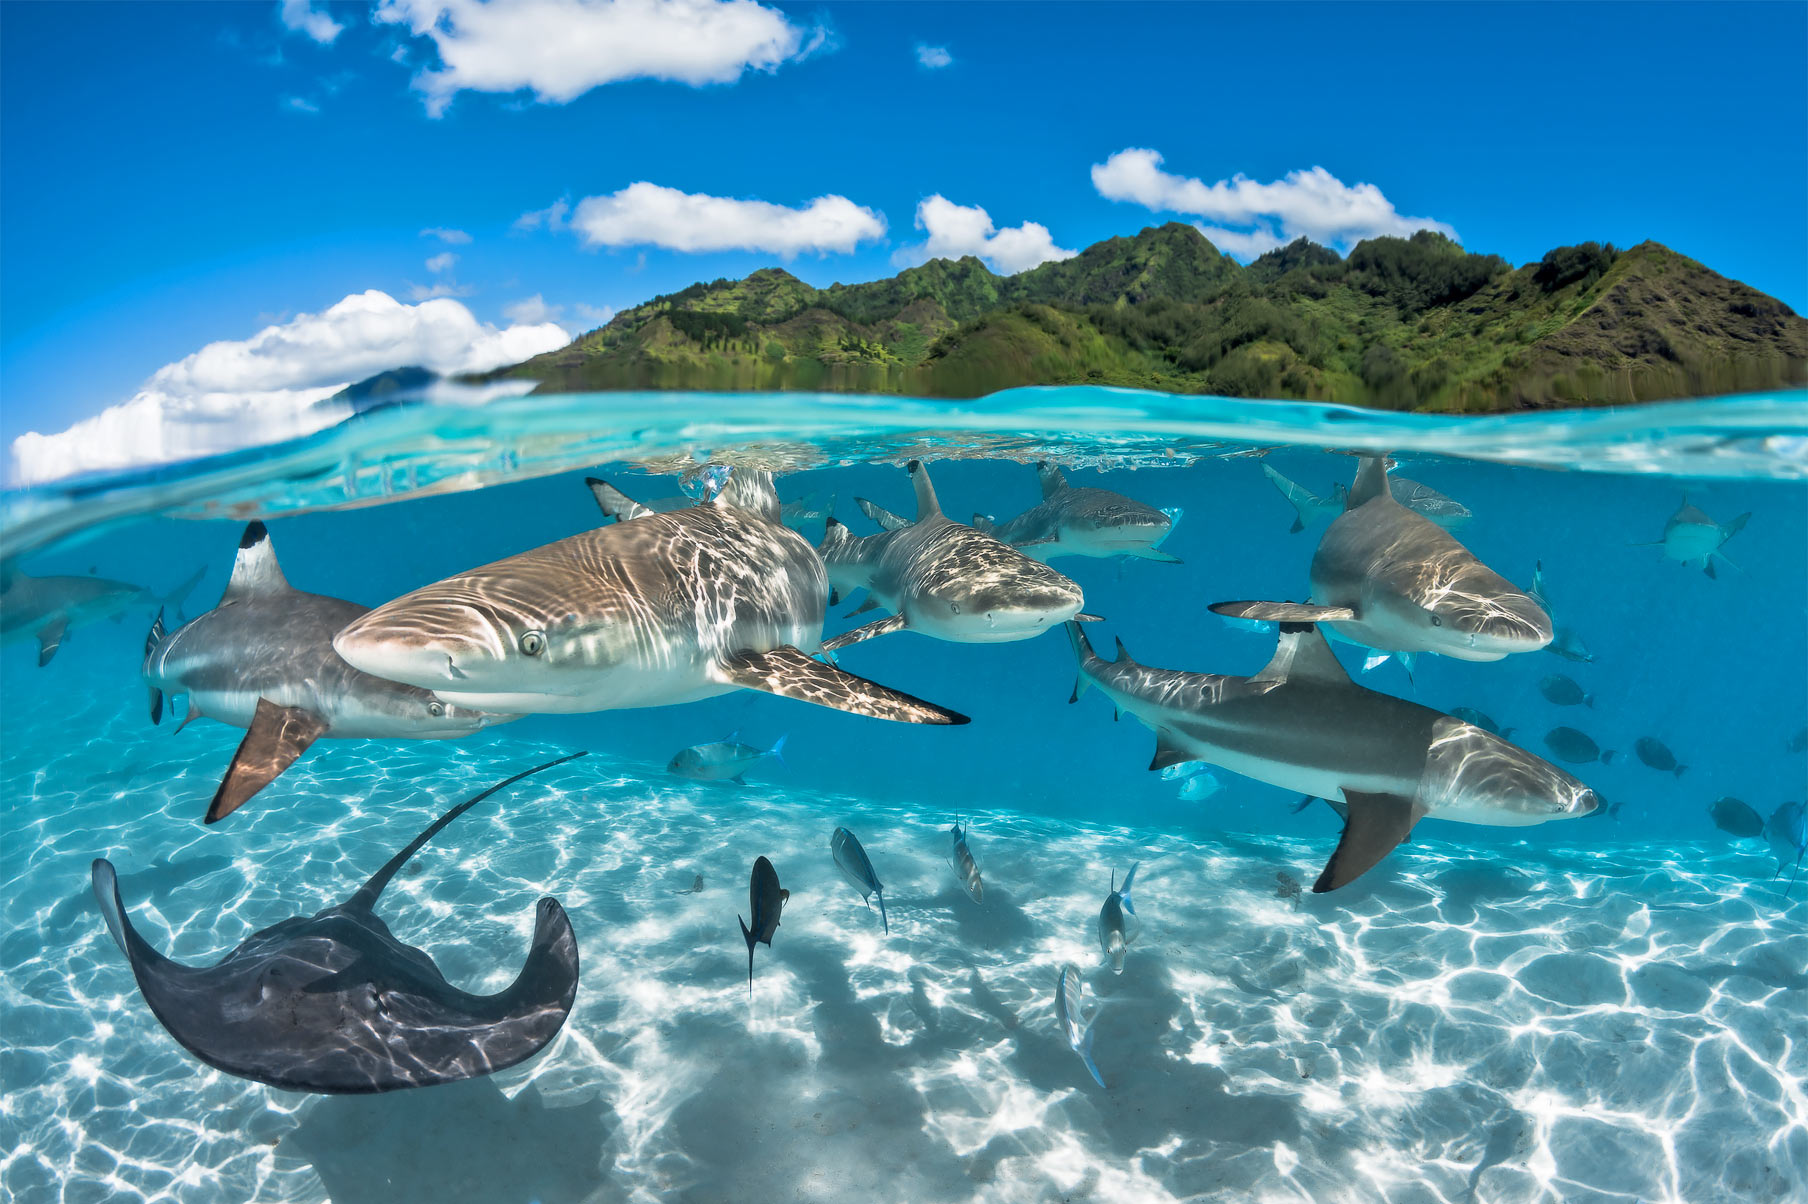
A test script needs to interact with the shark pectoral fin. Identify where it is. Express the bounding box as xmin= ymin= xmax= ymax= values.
xmin=1702 ymin=559 xmax=1717 ymax=580
xmin=174 ymin=703 xmax=203 ymax=734
xmin=36 ymin=616 xmax=68 ymax=666
xmin=1129 ymin=547 xmax=1183 ymax=563
xmin=1074 ymin=613 xmax=1104 ymax=623
xmin=822 ymin=614 xmax=908 ymax=652
xmin=586 ymin=478 xmax=653 ymax=523
xmin=1148 ymin=734 xmax=1192 ymax=772
xmin=1312 ymin=790 xmax=1420 ymax=893
xmin=1209 ymin=601 xmax=1357 ymax=624
xmin=204 ymin=699 xmax=330 ymax=824
xmin=148 ymin=686 xmax=163 ymax=726
xmin=856 ymin=497 xmax=910 ymax=532
xmin=1288 ymin=516 xmax=1305 ymax=535
xmin=719 ymin=645 xmax=968 ymax=725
